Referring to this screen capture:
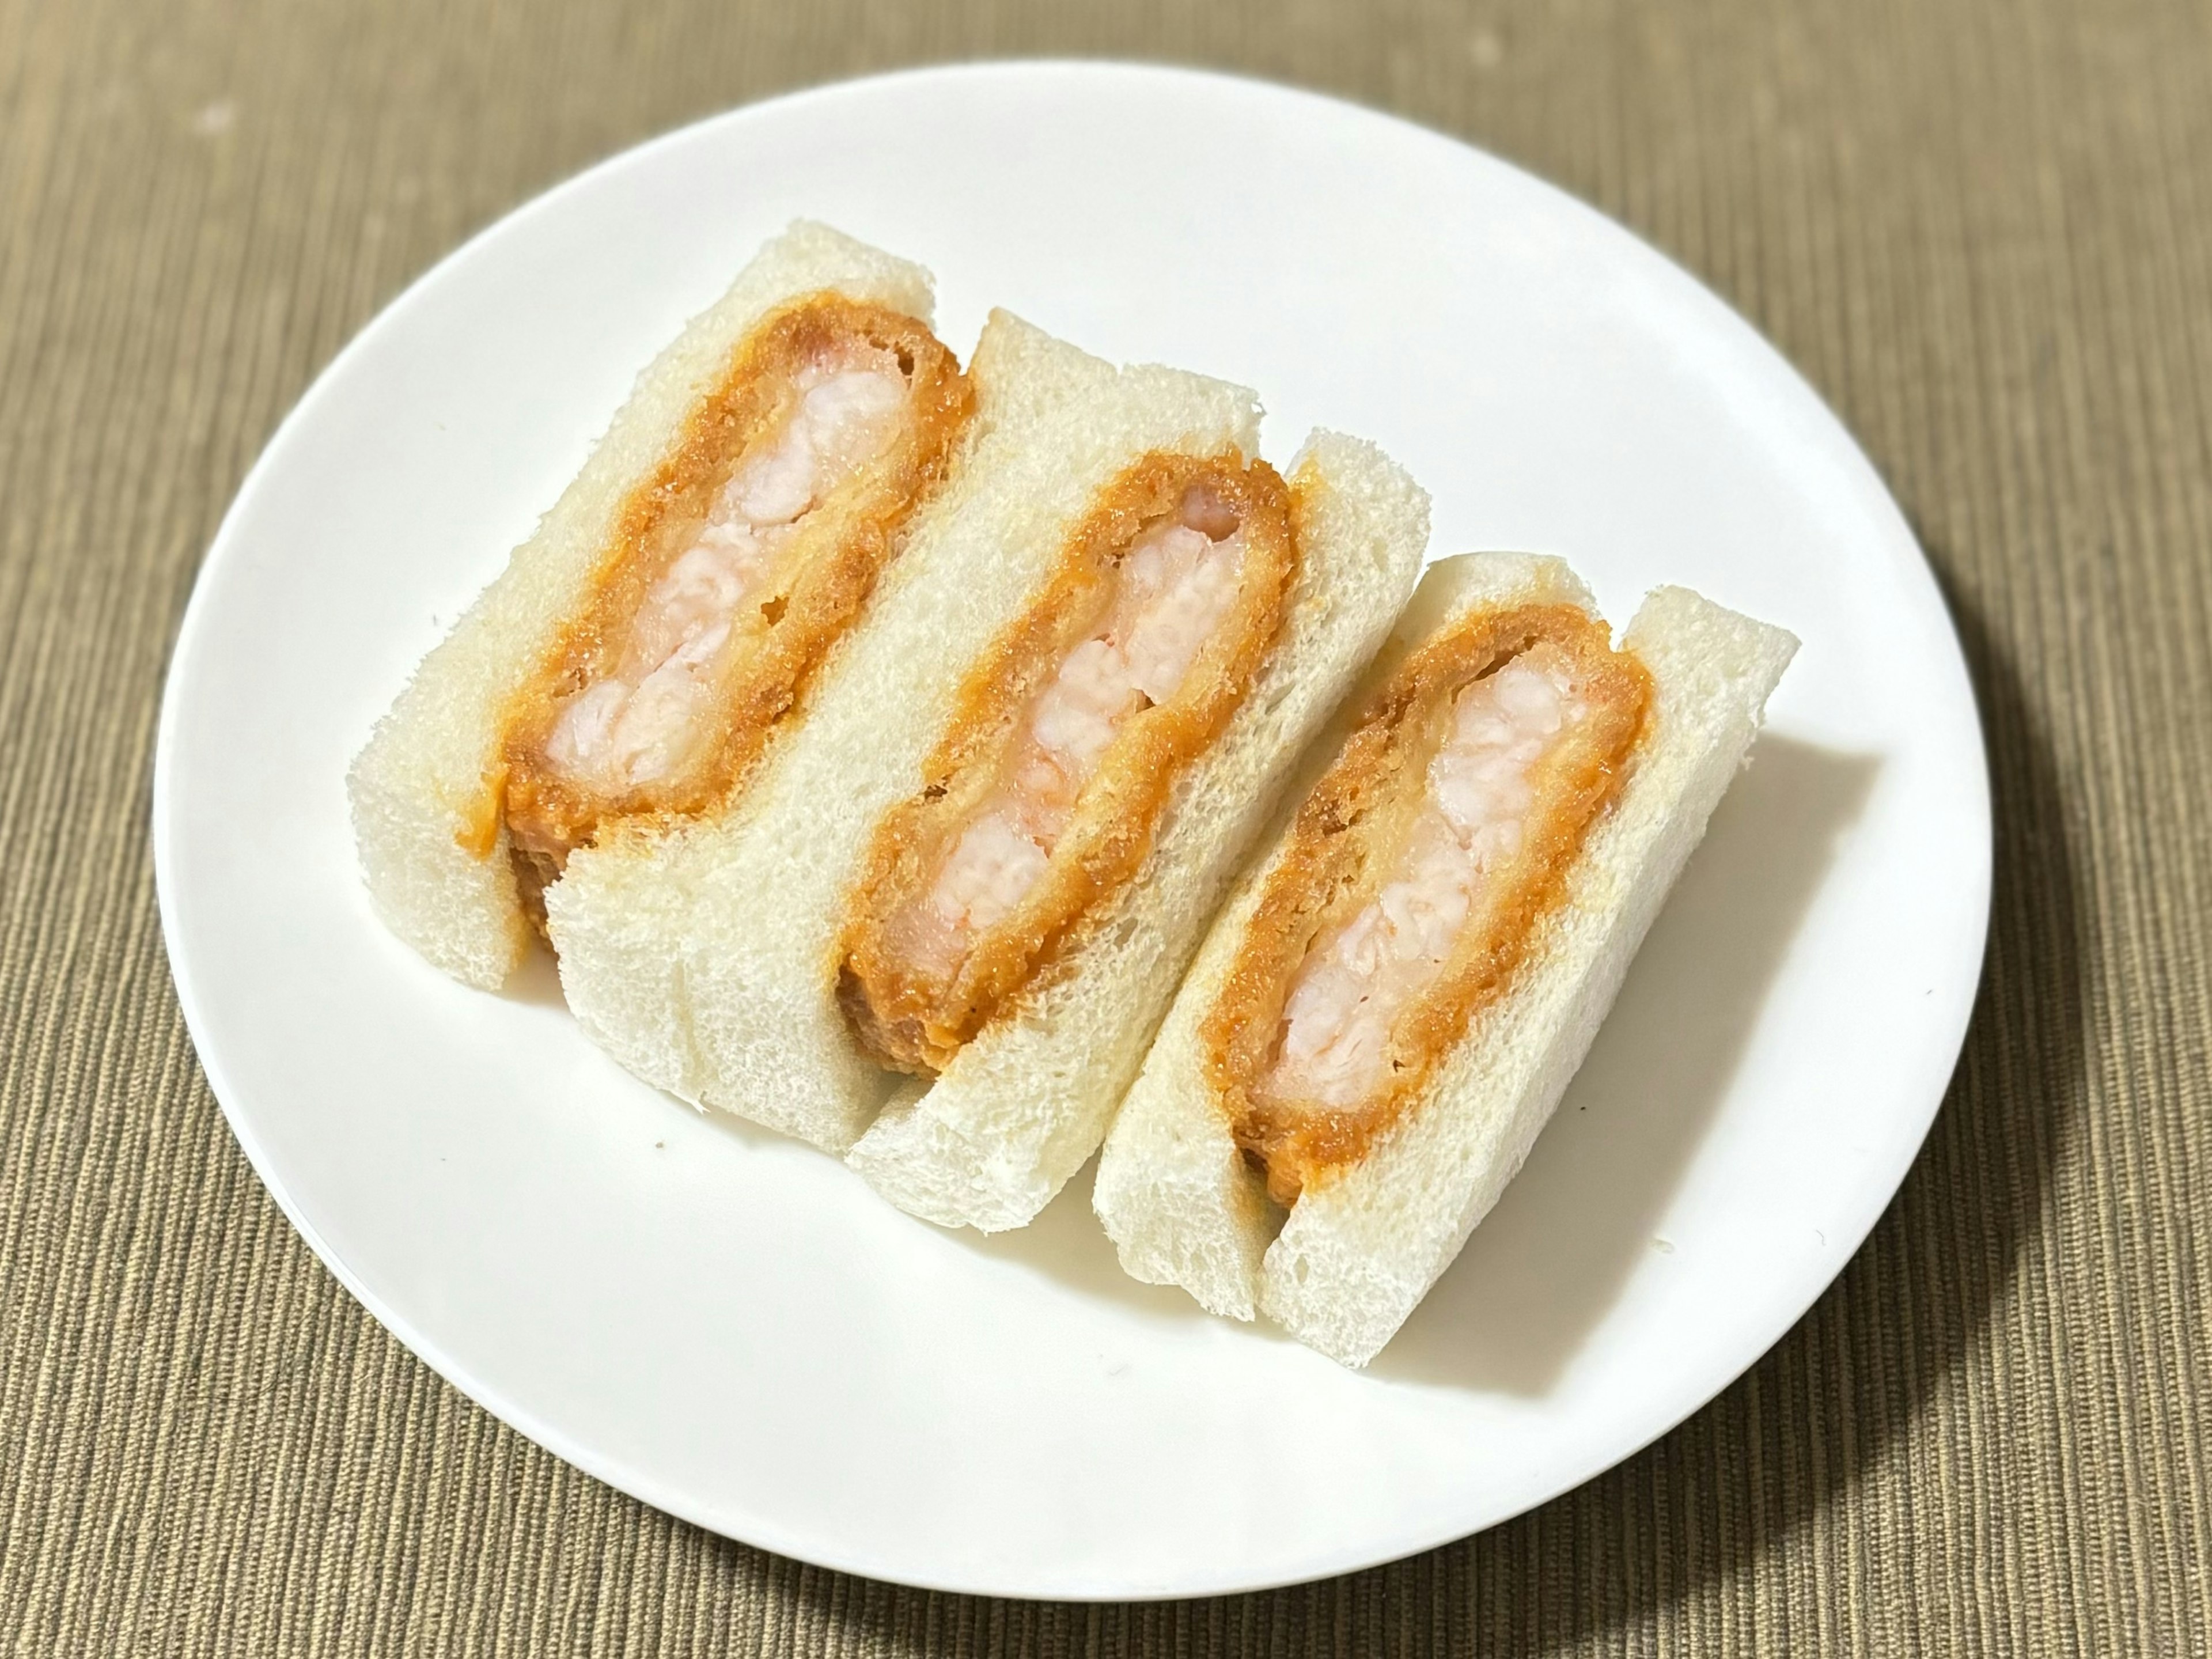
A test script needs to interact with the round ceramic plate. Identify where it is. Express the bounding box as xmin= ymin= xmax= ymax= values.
xmin=154 ymin=62 xmax=1989 ymax=1599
